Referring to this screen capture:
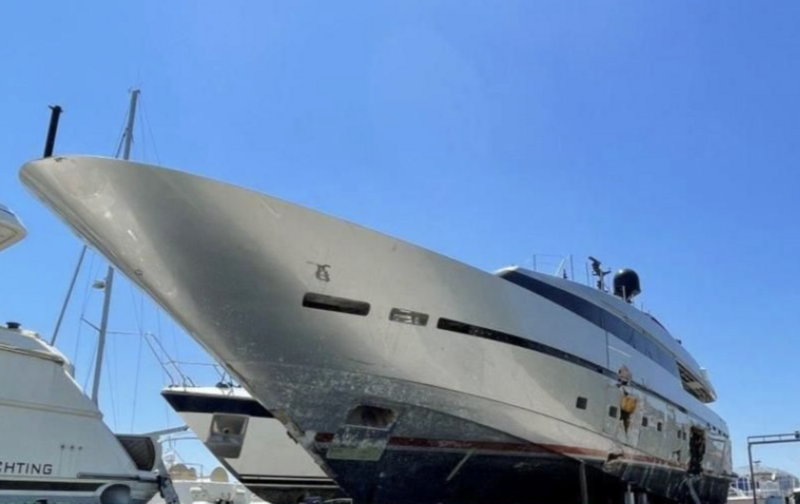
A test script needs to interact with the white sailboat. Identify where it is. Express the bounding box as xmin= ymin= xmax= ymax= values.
xmin=20 ymin=155 xmax=734 ymax=504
